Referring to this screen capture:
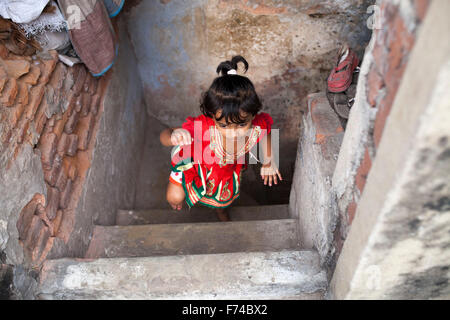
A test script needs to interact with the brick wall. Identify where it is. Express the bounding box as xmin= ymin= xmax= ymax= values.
xmin=333 ymin=0 xmax=431 ymax=257
xmin=0 ymin=44 xmax=109 ymax=267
